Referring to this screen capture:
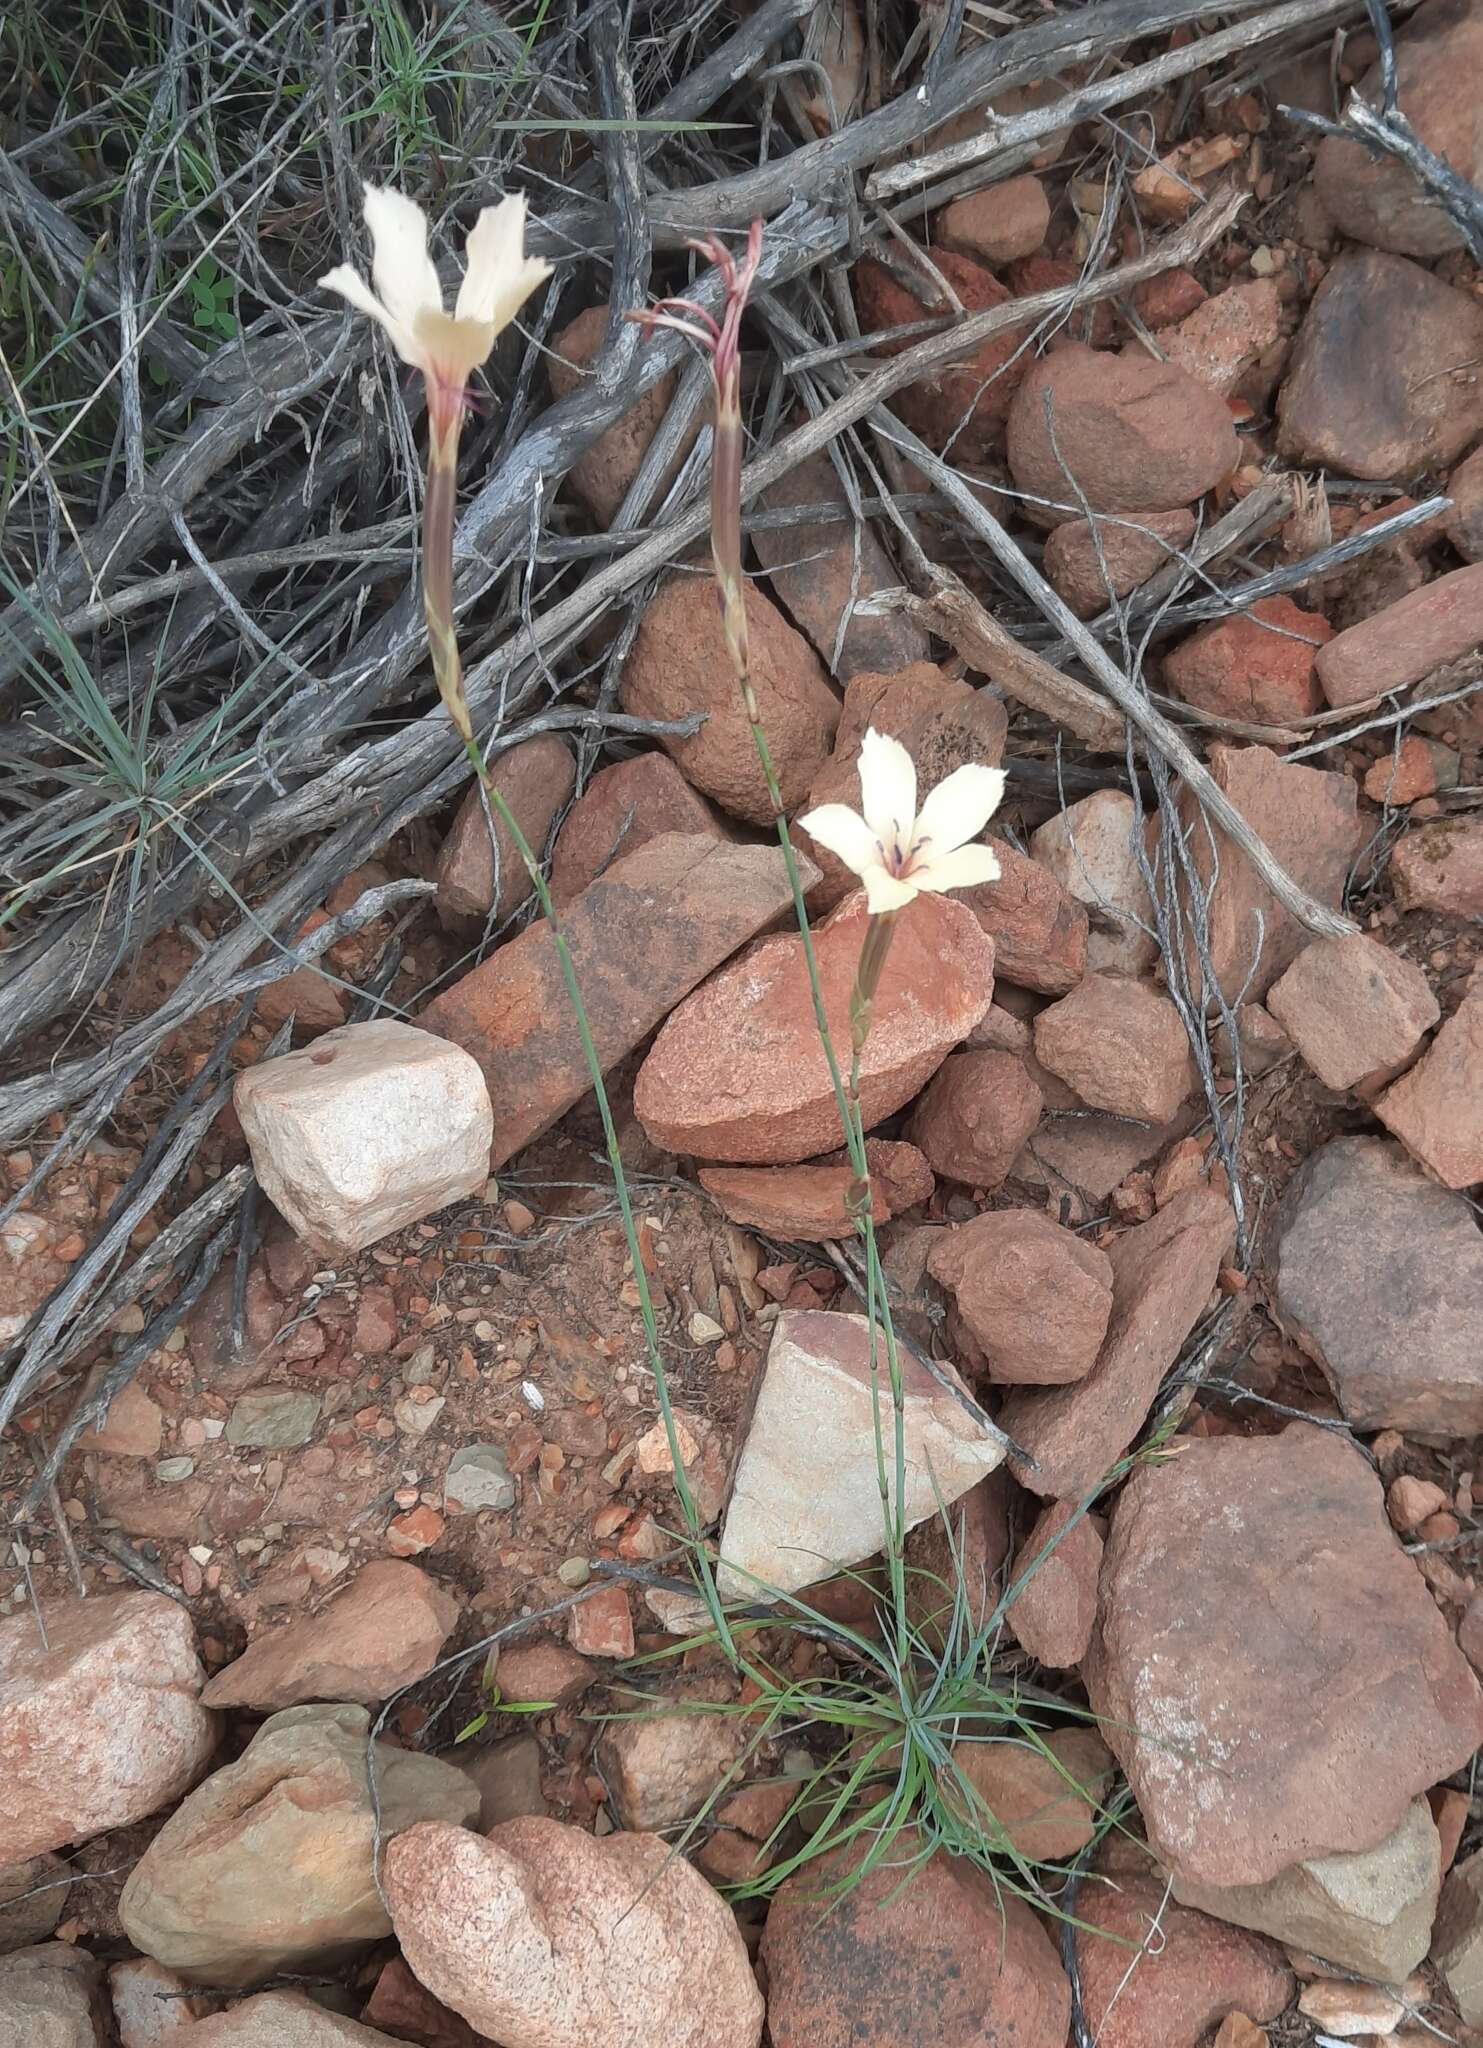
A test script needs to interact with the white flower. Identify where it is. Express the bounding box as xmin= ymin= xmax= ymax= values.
xmin=799 ymin=728 xmax=1005 ymax=915
xmin=320 ymin=184 xmax=550 ymax=399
